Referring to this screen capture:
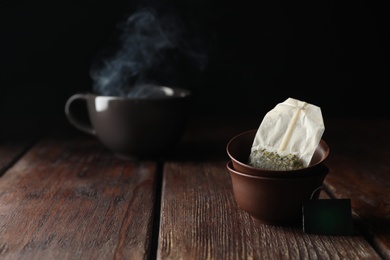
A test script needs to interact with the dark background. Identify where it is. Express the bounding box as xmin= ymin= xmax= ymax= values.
xmin=0 ymin=0 xmax=388 ymax=125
